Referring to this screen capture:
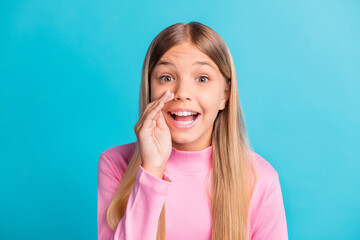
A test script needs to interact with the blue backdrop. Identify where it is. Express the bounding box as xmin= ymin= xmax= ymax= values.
xmin=1 ymin=0 xmax=359 ymax=239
